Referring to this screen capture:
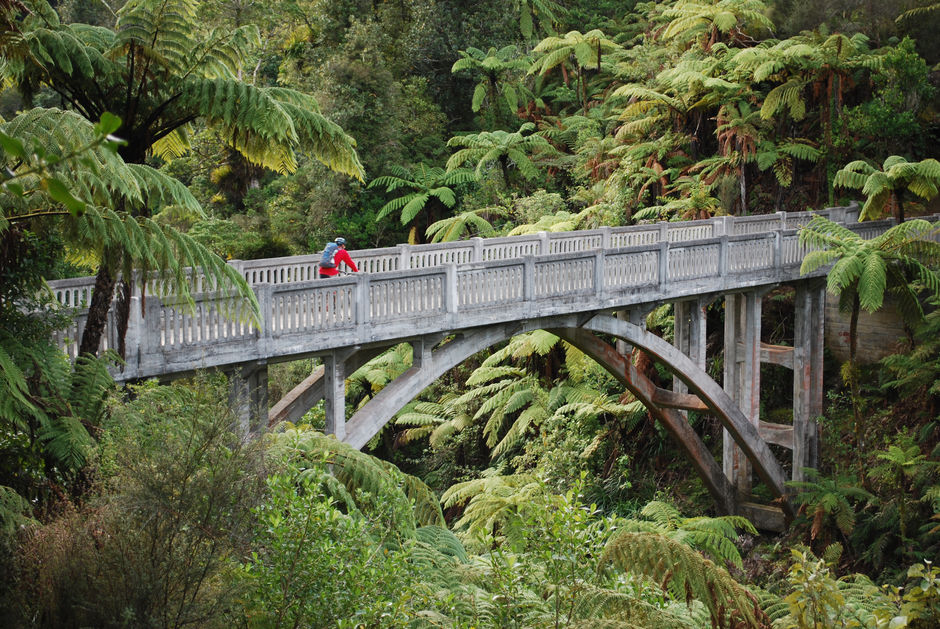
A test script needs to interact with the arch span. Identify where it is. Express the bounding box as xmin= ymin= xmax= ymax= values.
xmin=342 ymin=313 xmax=790 ymax=516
